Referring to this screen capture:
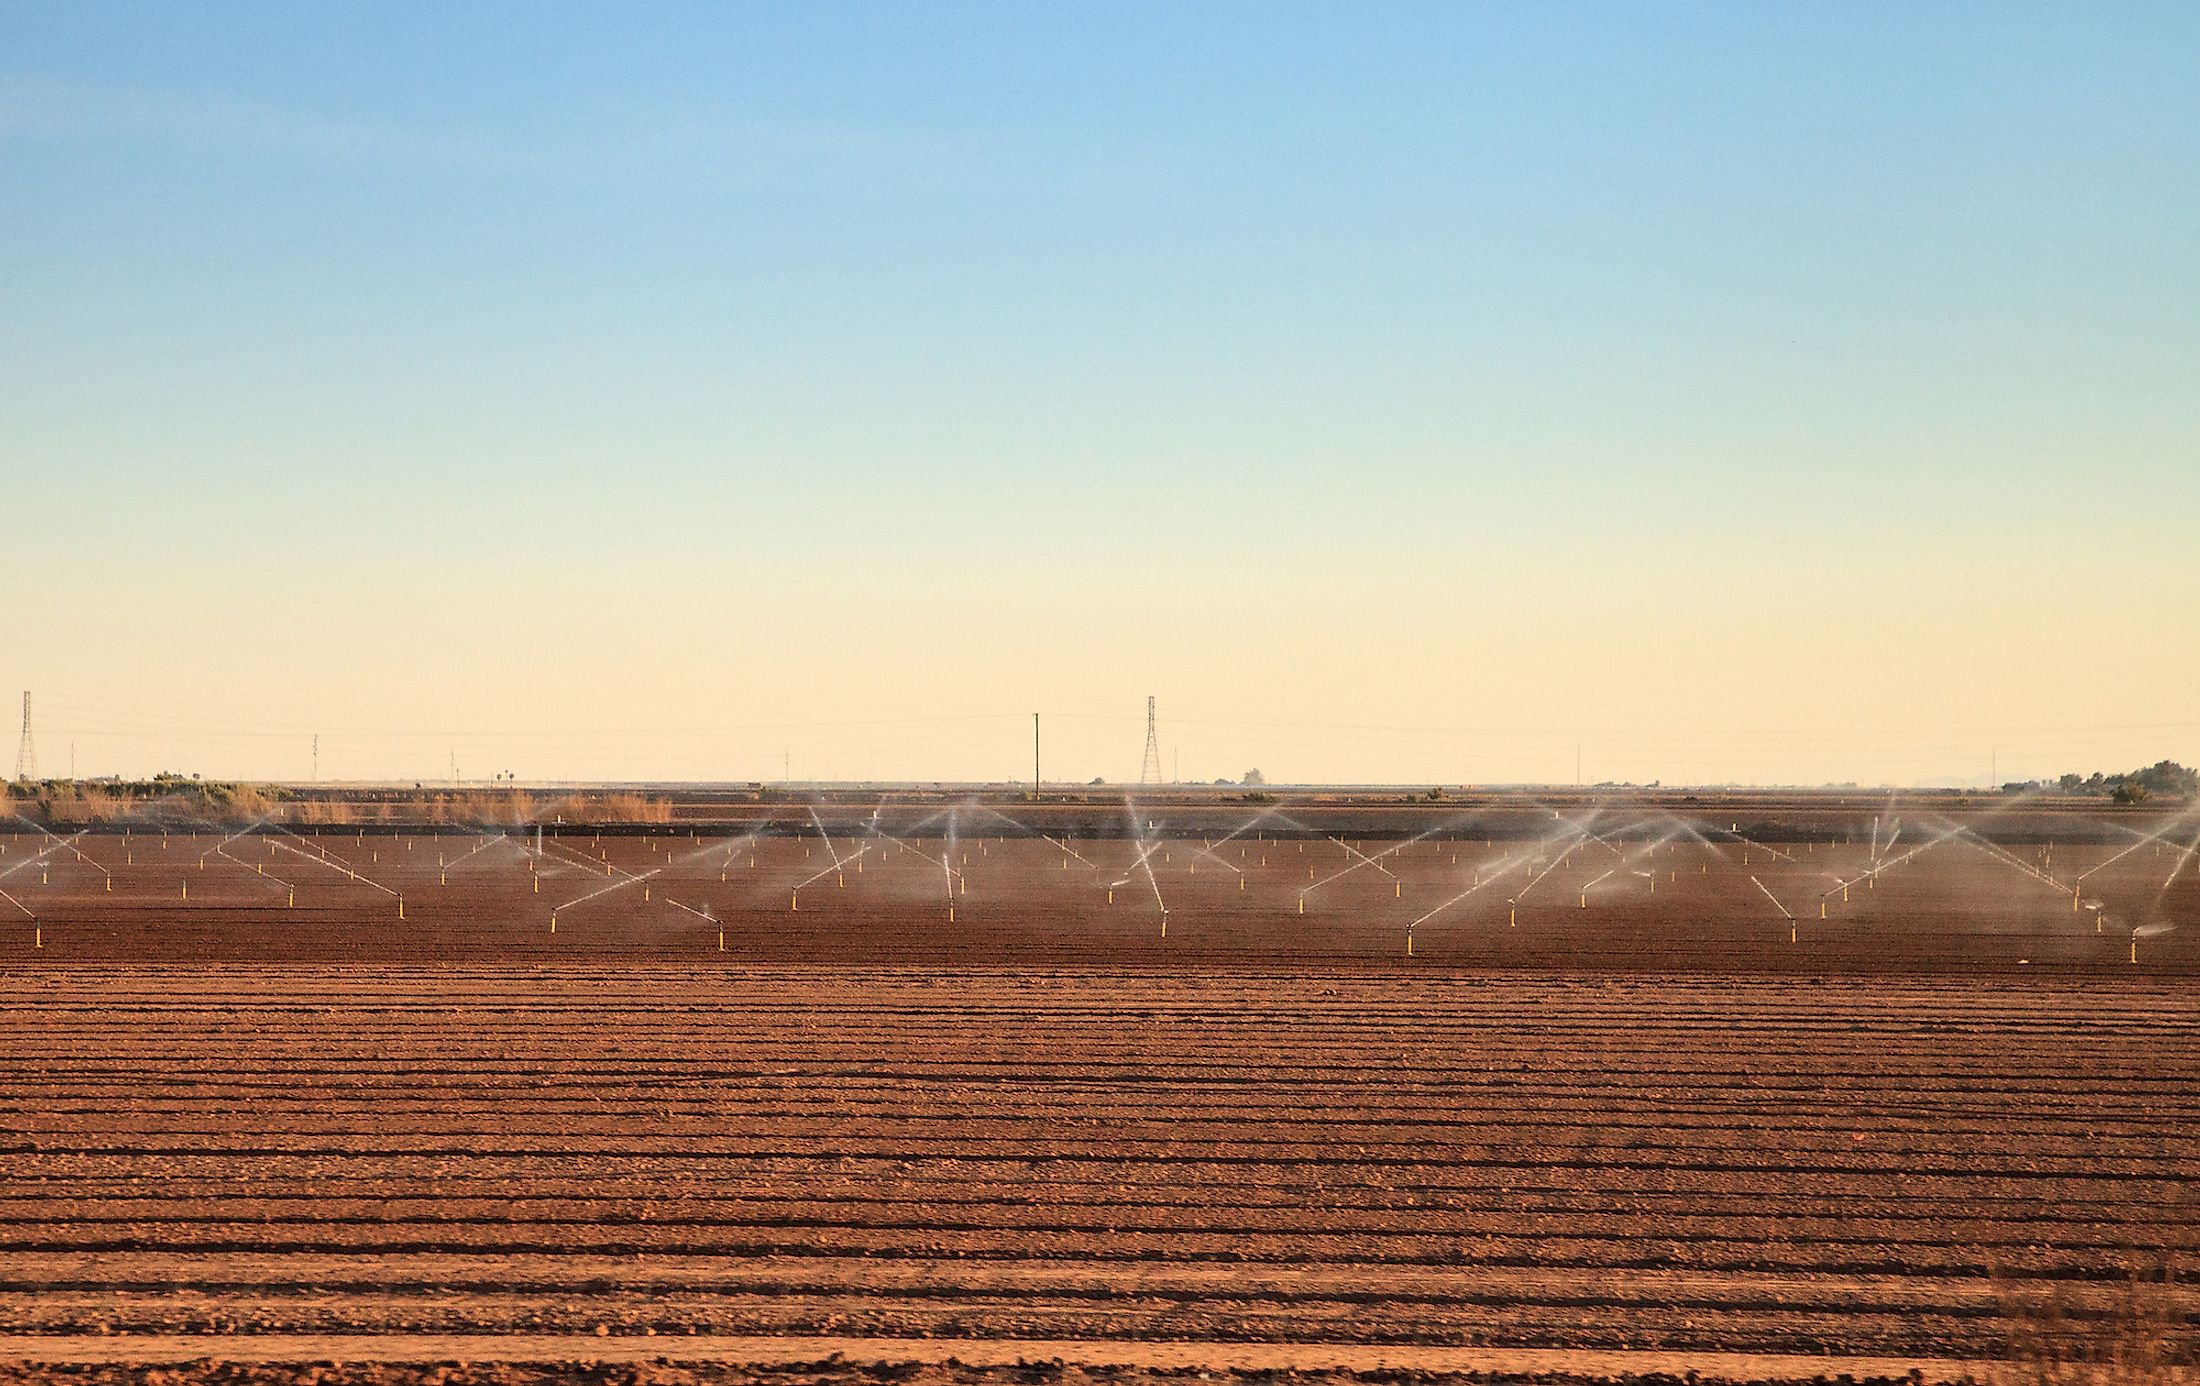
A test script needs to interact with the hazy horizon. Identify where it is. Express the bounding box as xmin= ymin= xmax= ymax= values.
xmin=6 ymin=4 xmax=2196 ymax=786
